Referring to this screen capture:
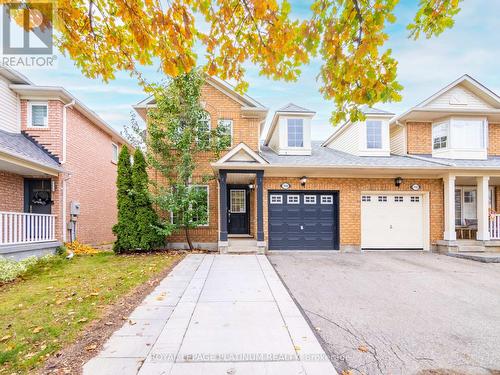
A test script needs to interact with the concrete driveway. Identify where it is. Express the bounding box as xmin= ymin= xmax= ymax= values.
xmin=268 ymin=252 xmax=500 ymax=375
